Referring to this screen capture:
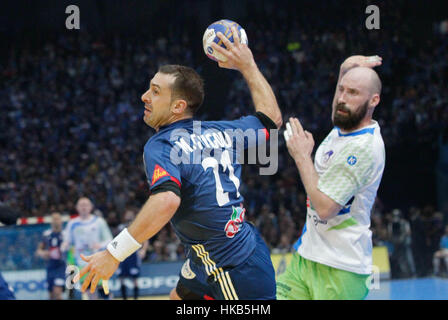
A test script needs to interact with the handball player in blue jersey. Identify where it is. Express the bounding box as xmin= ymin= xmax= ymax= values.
xmin=75 ymin=27 xmax=282 ymax=300
xmin=36 ymin=212 xmax=66 ymax=300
